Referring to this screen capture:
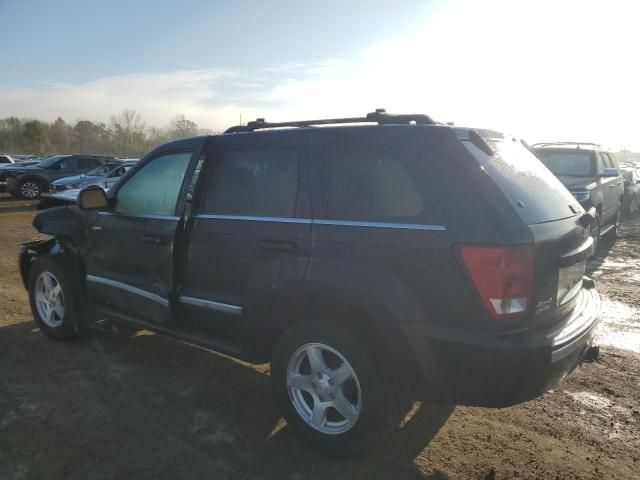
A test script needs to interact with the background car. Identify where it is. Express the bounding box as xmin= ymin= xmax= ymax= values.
xmin=621 ymin=168 xmax=640 ymax=216
xmin=532 ymin=142 xmax=624 ymax=251
xmin=51 ymin=159 xmax=137 ymax=193
xmin=0 ymin=154 xmax=116 ymax=199
xmin=0 ymin=154 xmax=16 ymax=165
